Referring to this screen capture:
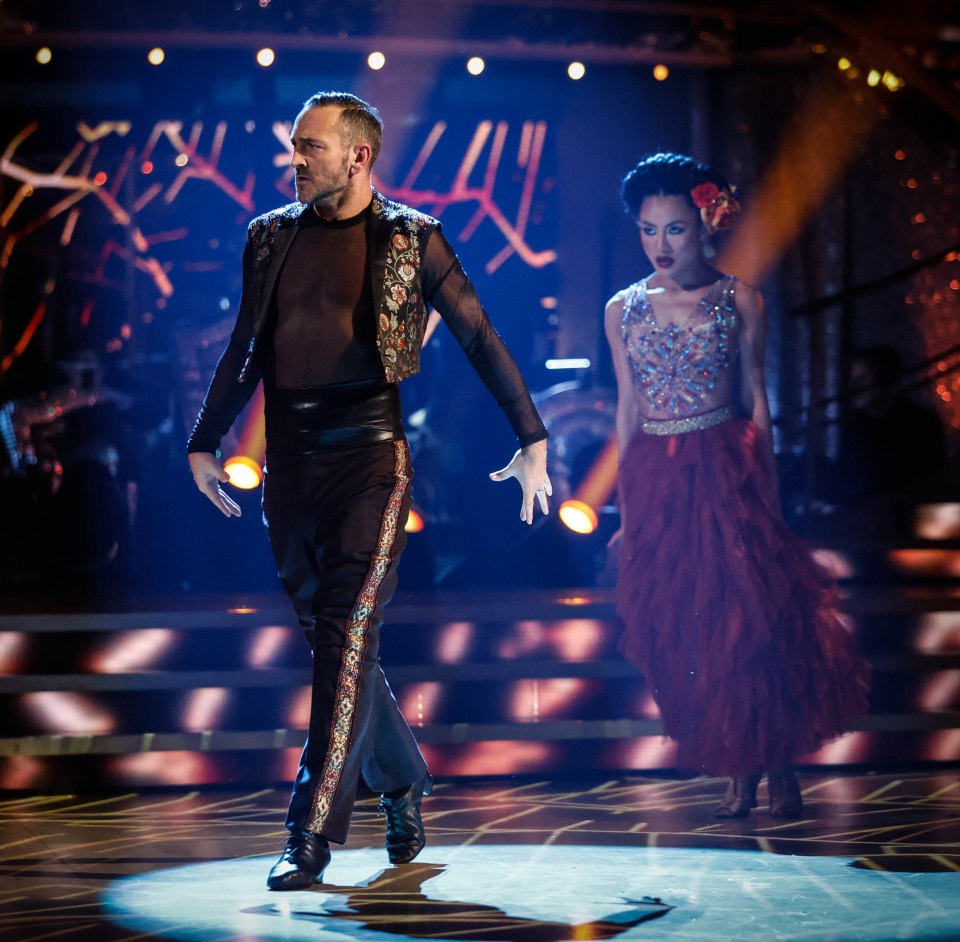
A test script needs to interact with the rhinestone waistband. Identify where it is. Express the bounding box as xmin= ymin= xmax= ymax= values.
xmin=640 ymin=405 xmax=737 ymax=436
